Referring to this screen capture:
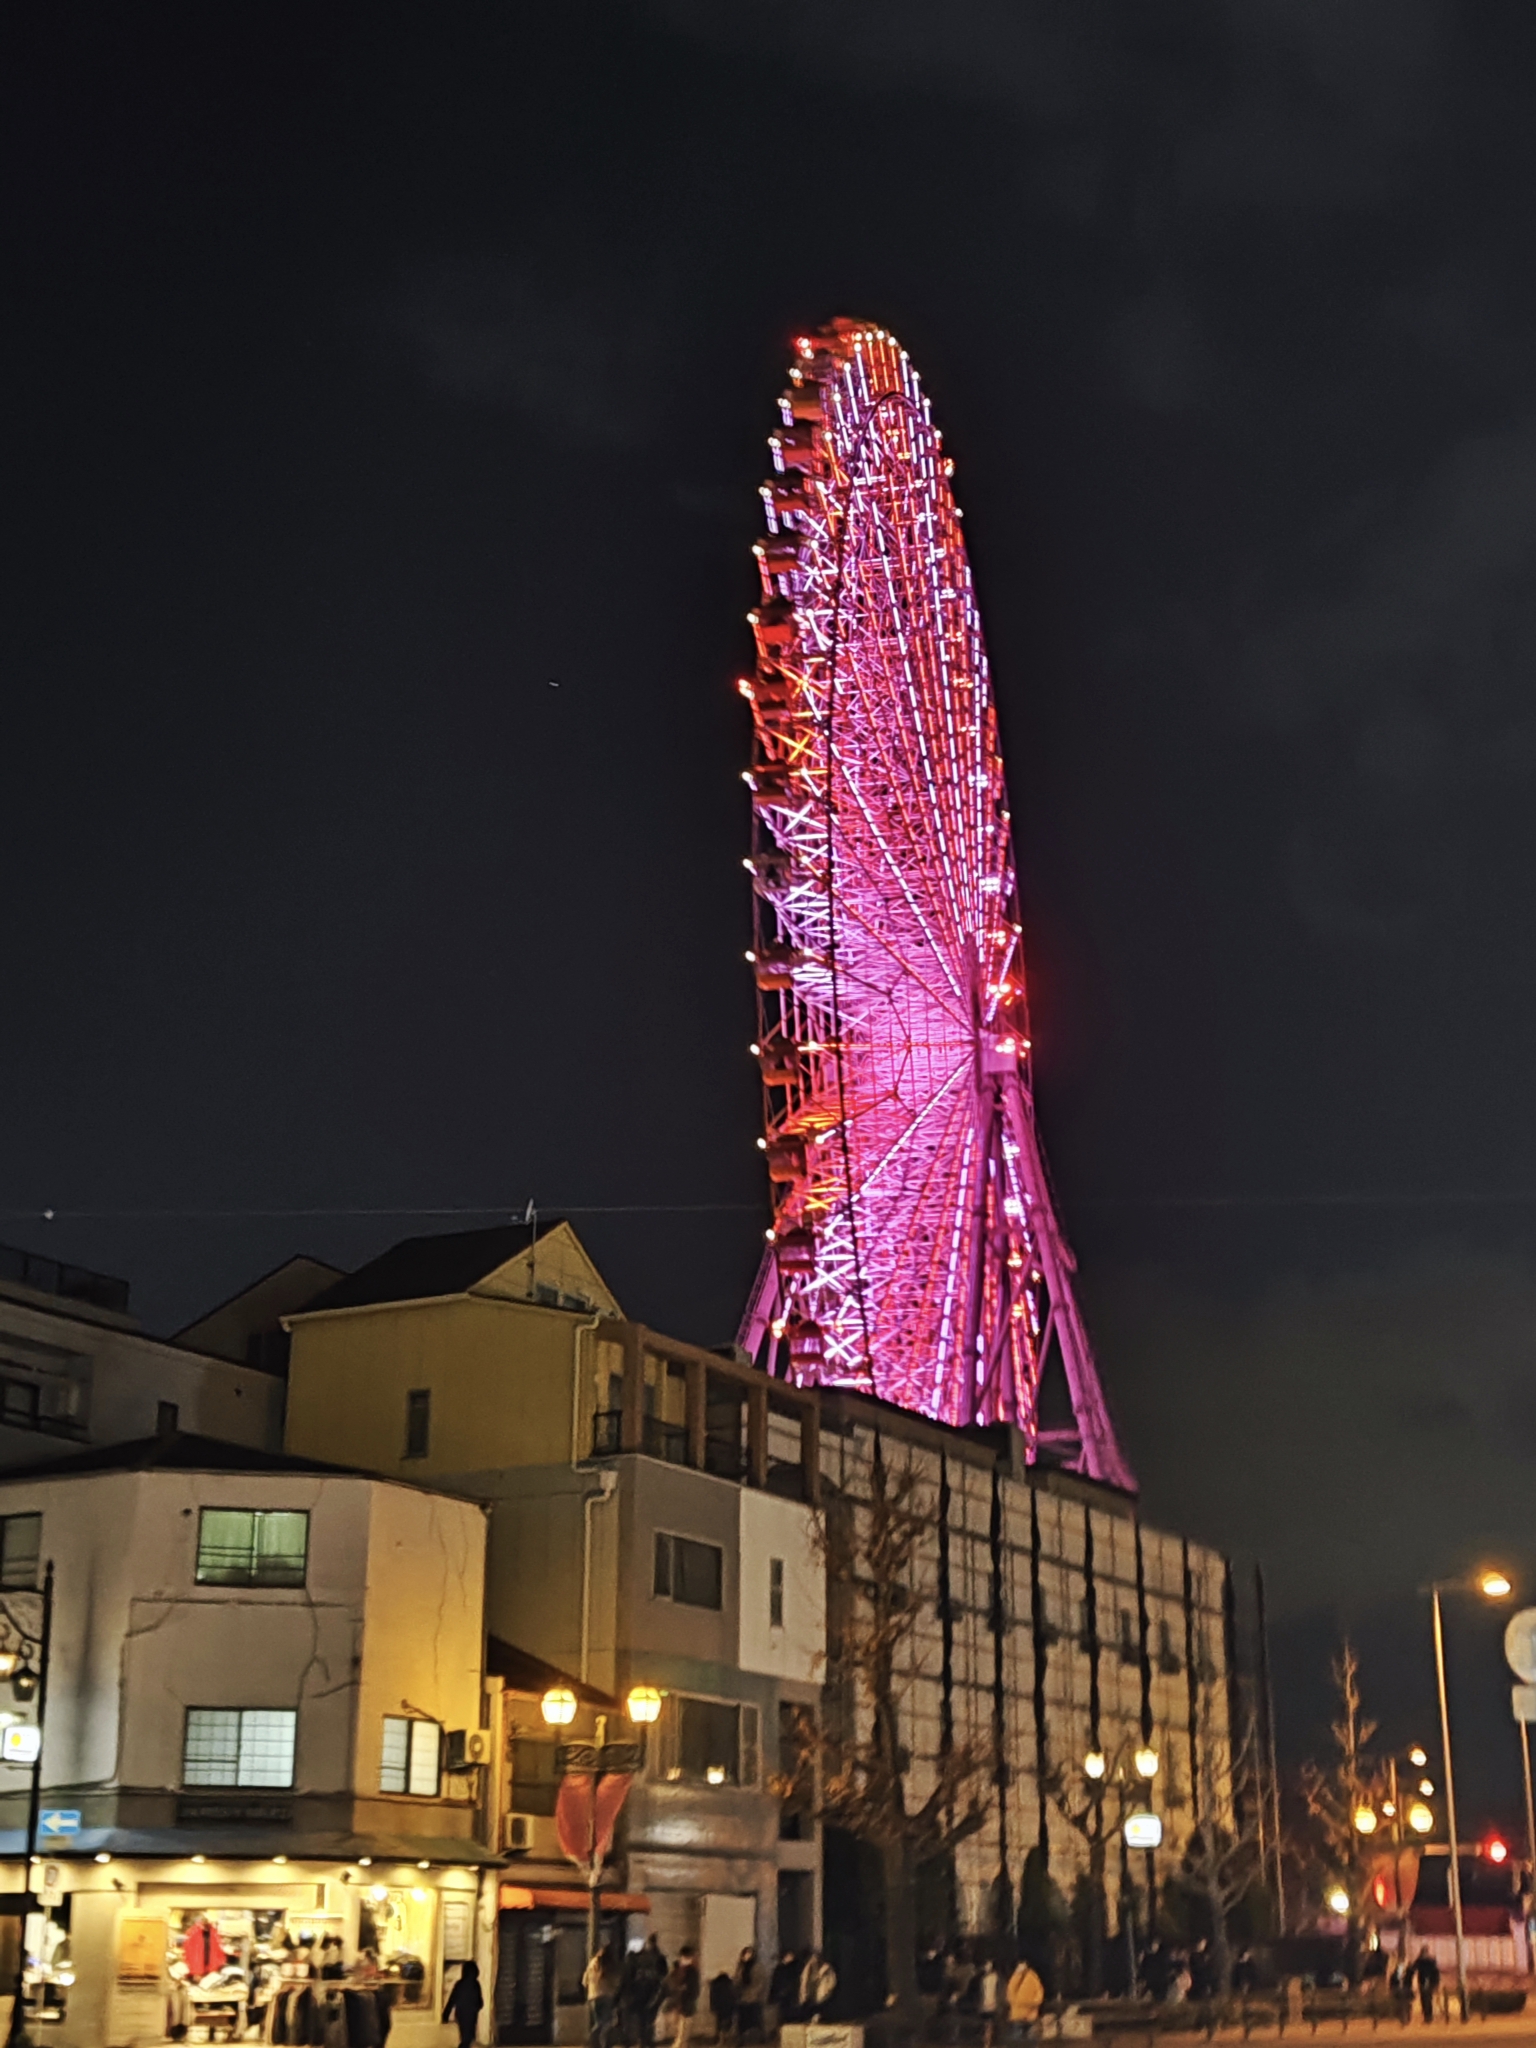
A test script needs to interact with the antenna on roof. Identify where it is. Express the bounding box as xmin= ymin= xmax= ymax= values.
xmin=523 ymin=1198 xmax=537 ymax=1300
